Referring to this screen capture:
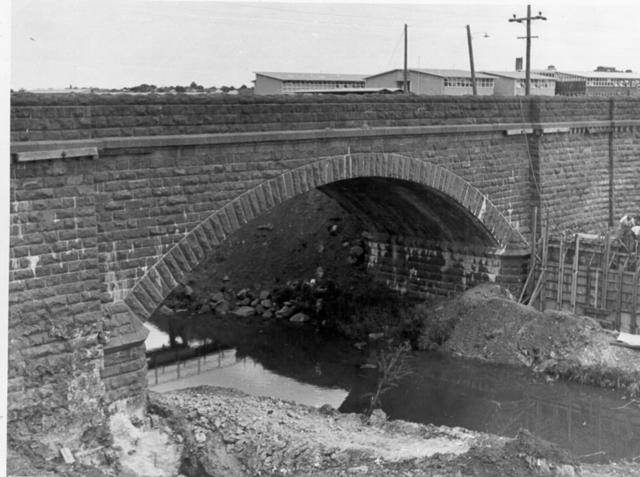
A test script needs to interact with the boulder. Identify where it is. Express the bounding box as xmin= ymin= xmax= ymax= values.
xmin=276 ymin=305 xmax=296 ymax=319
xmin=236 ymin=289 xmax=250 ymax=300
xmin=232 ymin=306 xmax=255 ymax=318
xmin=259 ymin=290 xmax=270 ymax=300
xmin=260 ymin=299 xmax=273 ymax=309
xmin=349 ymin=245 xmax=364 ymax=257
xmin=289 ymin=312 xmax=310 ymax=323
xmin=210 ymin=292 xmax=225 ymax=304
xmin=262 ymin=310 xmax=274 ymax=319
xmin=367 ymin=409 xmax=387 ymax=426
xmin=214 ymin=301 xmax=230 ymax=314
